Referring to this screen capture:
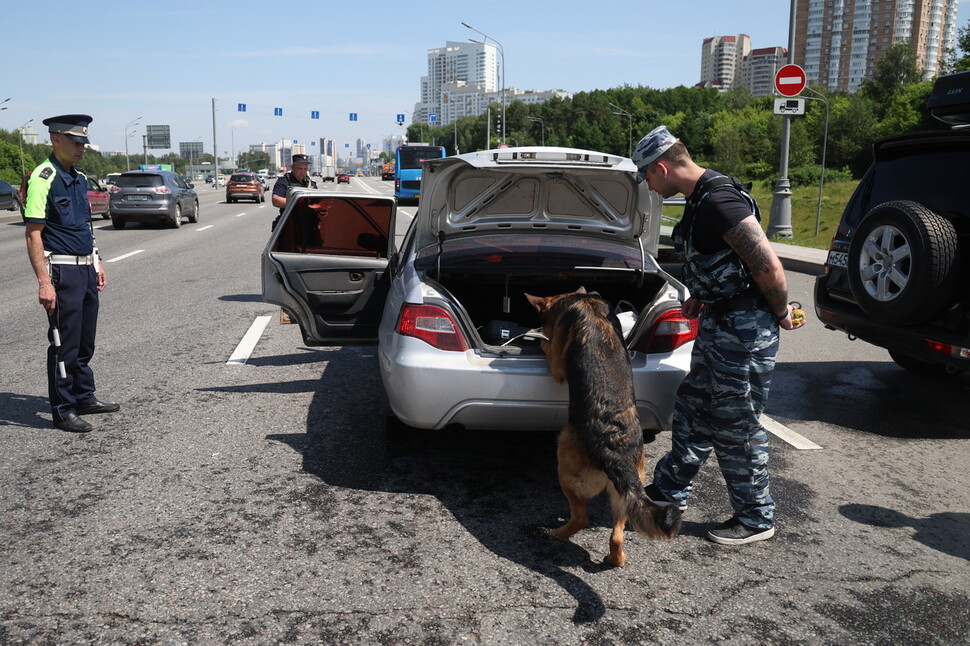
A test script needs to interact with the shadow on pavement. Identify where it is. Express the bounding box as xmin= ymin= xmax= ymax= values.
xmin=840 ymin=503 xmax=970 ymax=562
xmin=770 ymin=360 xmax=970 ymax=439
xmin=266 ymin=347 xmax=615 ymax=624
